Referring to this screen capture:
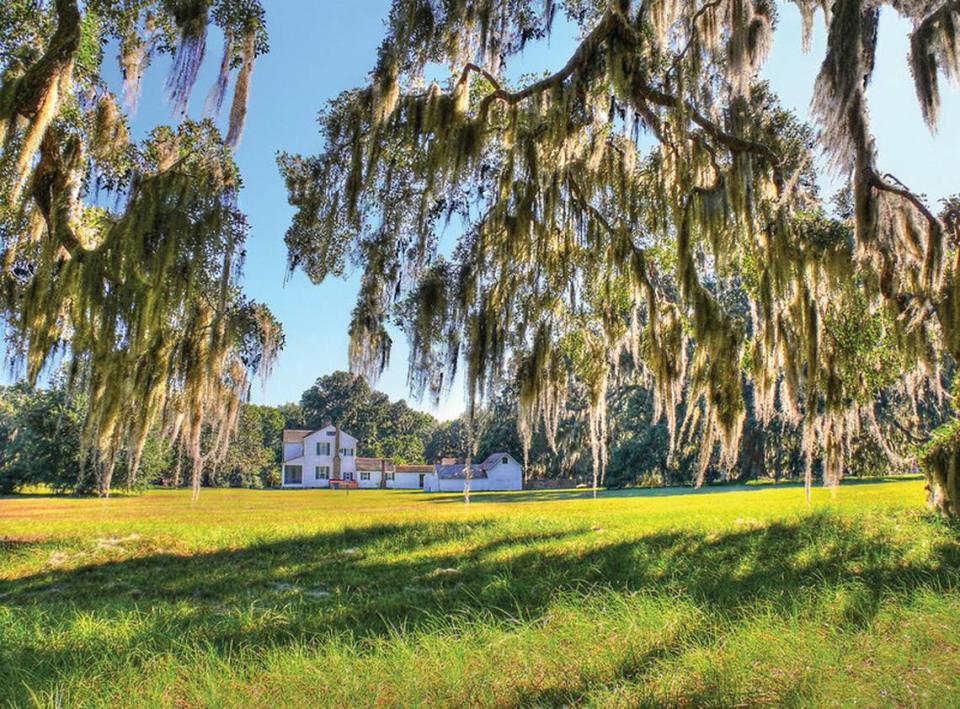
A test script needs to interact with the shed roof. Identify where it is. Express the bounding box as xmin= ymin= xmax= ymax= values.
xmin=434 ymin=464 xmax=488 ymax=479
xmin=356 ymin=457 xmax=395 ymax=472
xmin=434 ymin=452 xmax=514 ymax=479
xmin=395 ymin=464 xmax=434 ymax=473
